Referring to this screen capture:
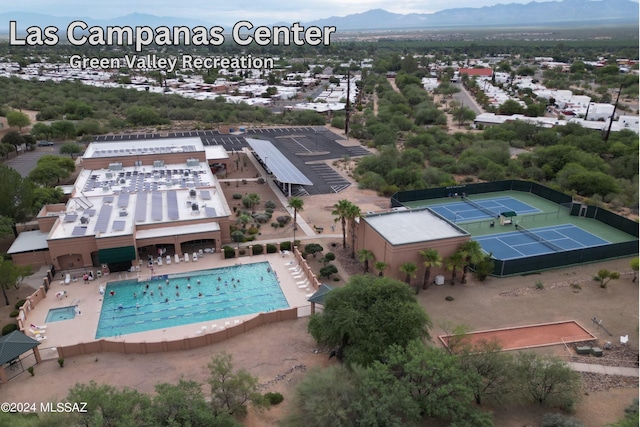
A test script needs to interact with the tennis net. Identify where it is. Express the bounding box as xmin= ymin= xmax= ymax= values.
xmin=462 ymin=196 xmax=497 ymax=218
xmin=517 ymin=225 xmax=563 ymax=252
